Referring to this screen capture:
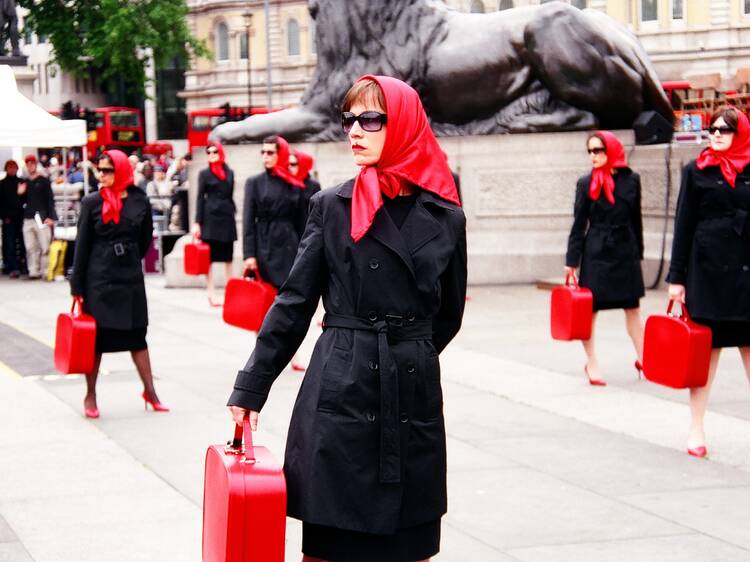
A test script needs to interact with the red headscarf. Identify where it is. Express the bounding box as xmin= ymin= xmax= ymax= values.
xmin=350 ymin=75 xmax=460 ymax=241
xmin=100 ymin=149 xmax=134 ymax=225
xmin=696 ymin=109 xmax=750 ymax=187
xmin=268 ymin=136 xmax=305 ymax=188
xmin=588 ymin=131 xmax=627 ymax=205
xmin=292 ymin=149 xmax=315 ymax=184
xmin=208 ymin=141 xmax=226 ymax=181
